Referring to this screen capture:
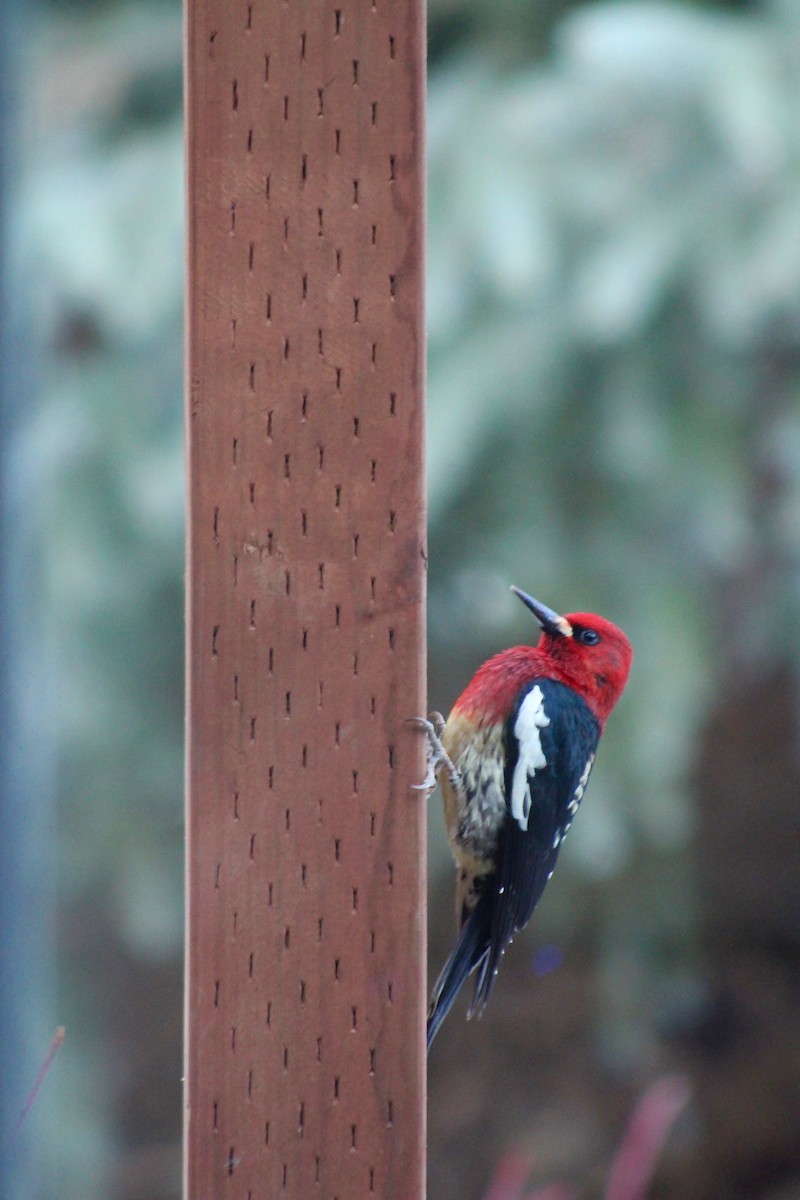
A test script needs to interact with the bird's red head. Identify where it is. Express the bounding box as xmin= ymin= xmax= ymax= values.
xmin=512 ymin=587 xmax=632 ymax=727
